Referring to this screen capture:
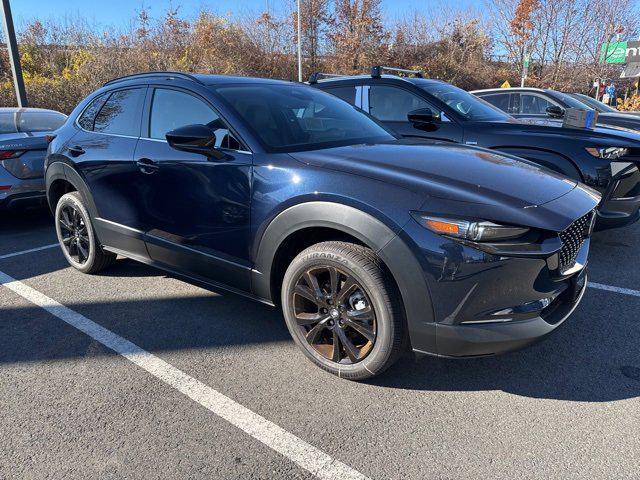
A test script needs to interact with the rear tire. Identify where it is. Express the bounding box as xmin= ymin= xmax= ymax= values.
xmin=281 ymin=241 xmax=405 ymax=380
xmin=55 ymin=191 xmax=116 ymax=274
